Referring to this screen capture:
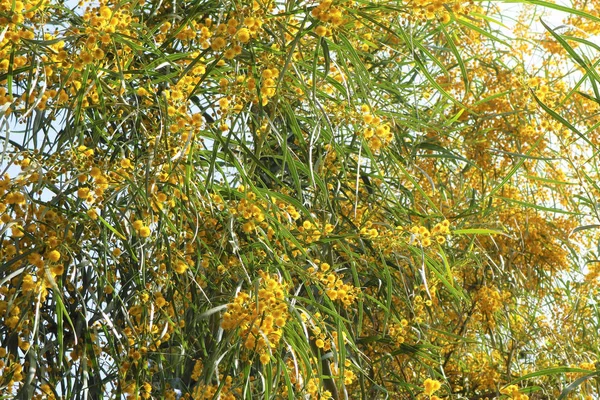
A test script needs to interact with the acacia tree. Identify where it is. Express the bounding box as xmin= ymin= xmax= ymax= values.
xmin=1 ymin=0 xmax=600 ymax=398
